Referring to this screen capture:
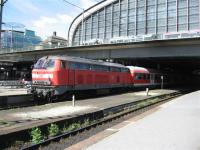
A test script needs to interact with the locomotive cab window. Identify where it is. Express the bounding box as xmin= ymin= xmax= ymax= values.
xmin=43 ymin=59 xmax=55 ymax=69
xmin=60 ymin=60 xmax=66 ymax=69
xmin=34 ymin=59 xmax=44 ymax=69
xmin=34 ymin=59 xmax=55 ymax=69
